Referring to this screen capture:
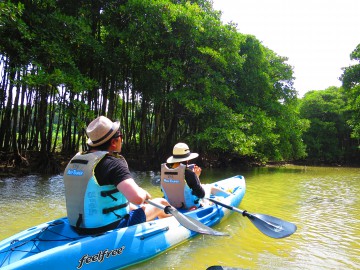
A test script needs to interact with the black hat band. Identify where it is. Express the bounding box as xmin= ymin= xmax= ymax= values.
xmin=173 ymin=152 xmax=191 ymax=159
xmin=90 ymin=127 xmax=114 ymax=145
